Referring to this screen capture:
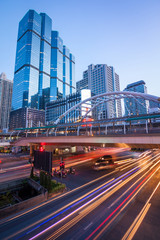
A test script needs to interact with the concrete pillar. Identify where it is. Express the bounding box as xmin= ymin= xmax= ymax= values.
xmin=36 ymin=129 xmax=38 ymax=137
xmin=105 ymin=125 xmax=107 ymax=135
xmin=146 ymin=120 xmax=148 ymax=134
xmin=124 ymin=122 xmax=126 ymax=134
xmin=65 ymin=127 xmax=68 ymax=136
xmin=90 ymin=125 xmax=92 ymax=136
xmin=77 ymin=126 xmax=80 ymax=136
xmin=26 ymin=130 xmax=28 ymax=138
xmin=30 ymin=144 xmax=33 ymax=156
